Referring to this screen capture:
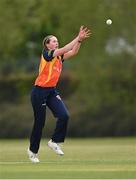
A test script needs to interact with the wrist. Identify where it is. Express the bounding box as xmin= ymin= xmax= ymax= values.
xmin=78 ymin=40 xmax=82 ymax=43
xmin=78 ymin=37 xmax=82 ymax=43
xmin=77 ymin=36 xmax=82 ymax=42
